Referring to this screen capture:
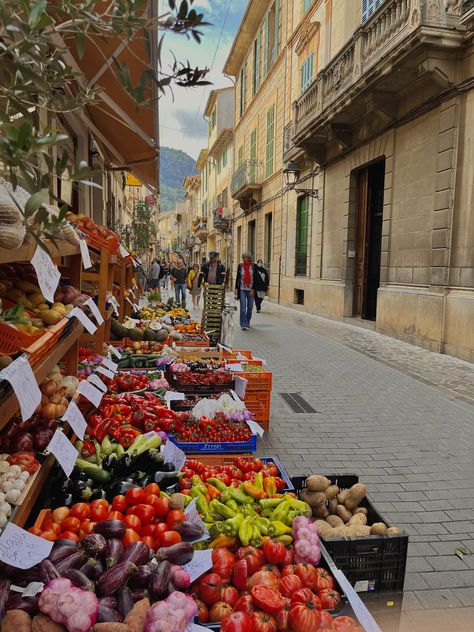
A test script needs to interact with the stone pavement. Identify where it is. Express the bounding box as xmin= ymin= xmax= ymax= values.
xmin=231 ymin=301 xmax=474 ymax=632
